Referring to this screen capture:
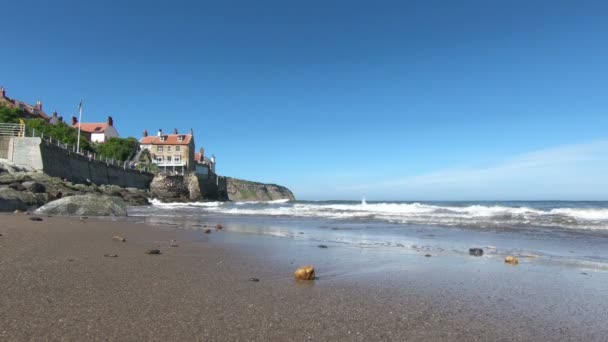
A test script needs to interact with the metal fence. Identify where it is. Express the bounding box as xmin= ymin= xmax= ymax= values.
xmin=7 ymin=123 xmax=153 ymax=173
xmin=0 ymin=122 xmax=25 ymax=137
